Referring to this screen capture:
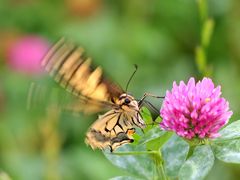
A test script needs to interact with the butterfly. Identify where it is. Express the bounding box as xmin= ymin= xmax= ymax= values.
xmin=41 ymin=38 xmax=160 ymax=152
